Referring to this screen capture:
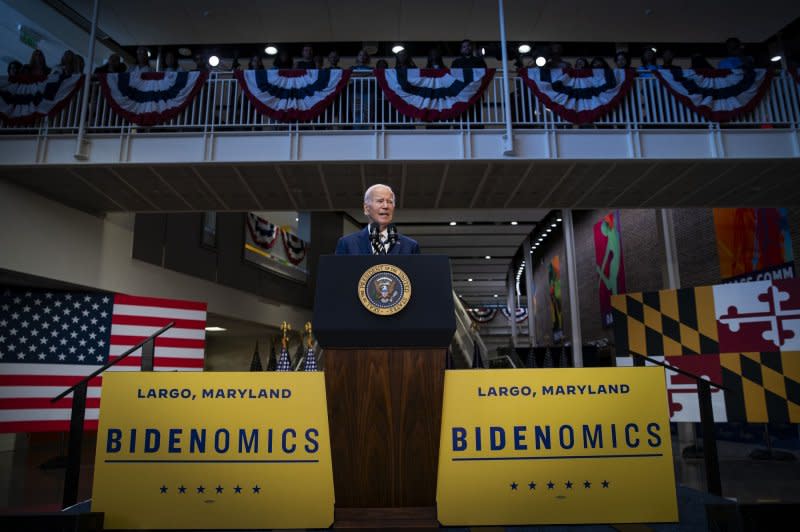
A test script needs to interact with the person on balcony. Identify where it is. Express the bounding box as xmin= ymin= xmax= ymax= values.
xmin=295 ymin=45 xmax=316 ymax=69
xmin=22 ymin=49 xmax=51 ymax=77
xmin=129 ymin=47 xmax=152 ymax=74
xmin=326 ymin=51 xmax=341 ymax=69
xmin=94 ymin=54 xmax=127 ymax=75
xmin=574 ymin=57 xmax=589 ymax=70
xmin=718 ymin=37 xmax=753 ymax=69
xmin=352 ymin=49 xmax=372 ymax=72
xmin=614 ymin=50 xmax=630 ymax=69
xmin=7 ymin=60 xmax=22 ymax=79
xmin=660 ymin=49 xmax=675 ymax=69
xmin=426 ymin=47 xmax=446 ymax=69
xmin=335 ymin=184 xmax=420 ymax=255
xmin=545 ymin=43 xmax=571 ymax=69
xmin=637 ymin=47 xmax=658 ymax=77
xmin=451 ymin=39 xmax=486 ymax=68
xmin=395 ymin=49 xmax=417 ymax=69
xmin=53 ymin=50 xmax=76 ymax=76
xmin=248 ymin=54 xmax=265 ymax=70
xmin=591 ymin=56 xmax=611 ymax=69
xmin=162 ymin=50 xmax=182 ymax=72
xmin=192 ymin=53 xmax=209 ymax=72
xmin=351 ymin=49 xmax=372 ymax=128
xmin=271 ymin=50 xmax=293 ymax=69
